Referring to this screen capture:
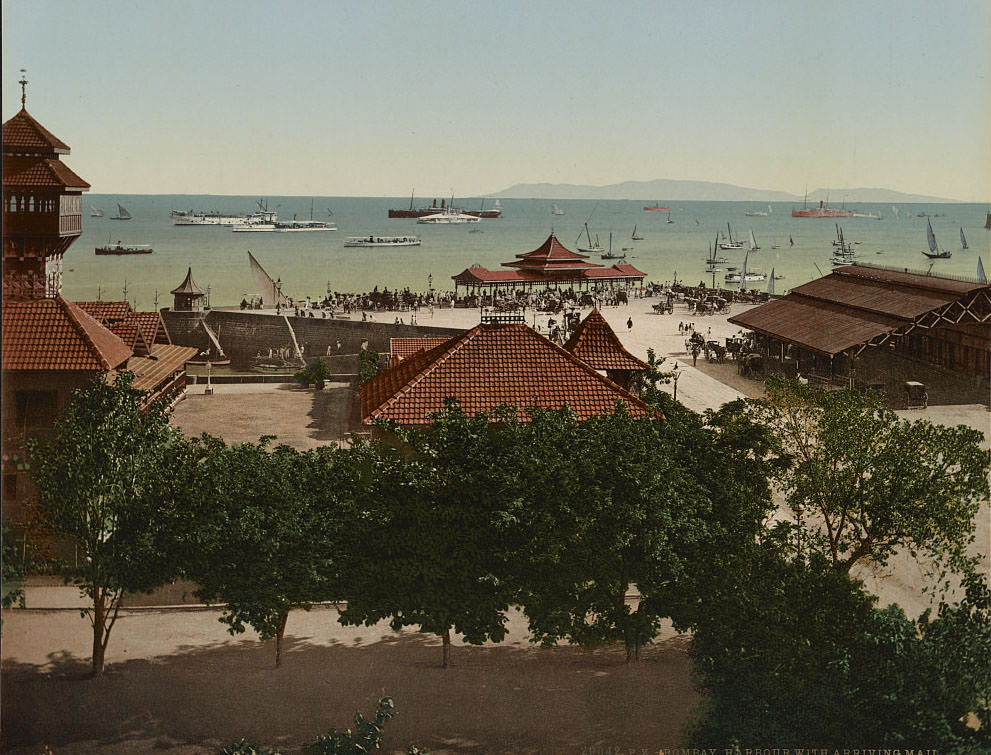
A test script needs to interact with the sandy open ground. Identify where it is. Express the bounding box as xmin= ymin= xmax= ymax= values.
xmin=4 ymin=296 xmax=988 ymax=753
